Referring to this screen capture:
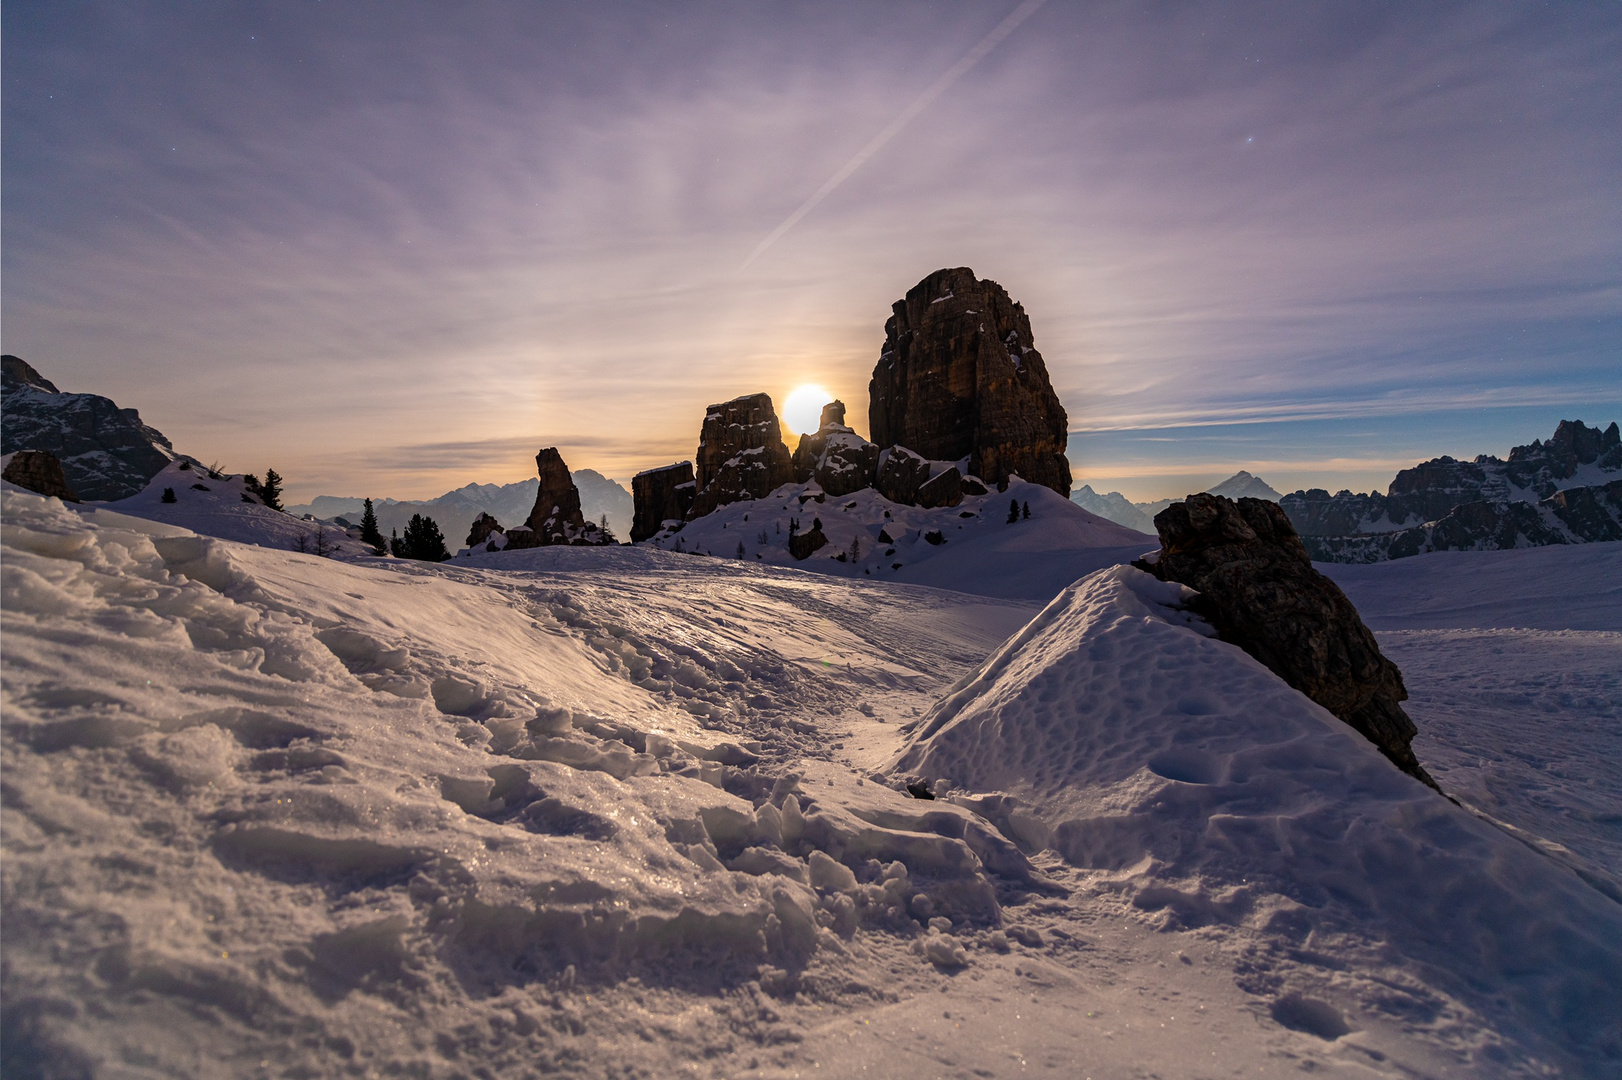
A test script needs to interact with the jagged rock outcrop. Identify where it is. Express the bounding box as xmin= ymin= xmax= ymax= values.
xmin=1508 ymin=419 xmax=1622 ymax=495
xmin=1 ymin=355 xmax=178 ymax=500
xmin=2 ymin=450 xmax=80 ymax=502
xmin=687 ymin=393 xmax=794 ymax=520
xmin=631 ymin=461 xmax=696 ymax=542
xmin=874 ymin=447 xmax=963 ymax=509
xmin=1280 ymin=420 xmax=1622 ymax=561
xmin=791 ymin=401 xmax=883 ymax=498
xmin=466 ymin=512 xmax=504 ymax=549
xmin=868 ymin=268 xmax=1070 ymax=496
xmin=1136 ymin=494 xmax=1437 ymax=790
xmin=506 ymin=448 xmax=613 ymax=548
